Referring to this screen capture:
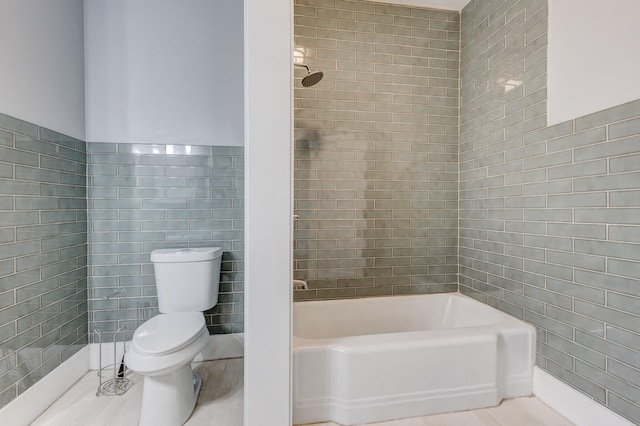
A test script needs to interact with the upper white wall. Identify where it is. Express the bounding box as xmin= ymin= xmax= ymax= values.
xmin=0 ymin=0 xmax=85 ymax=139
xmin=548 ymin=0 xmax=640 ymax=125
xmin=84 ymin=0 xmax=244 ymax=146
